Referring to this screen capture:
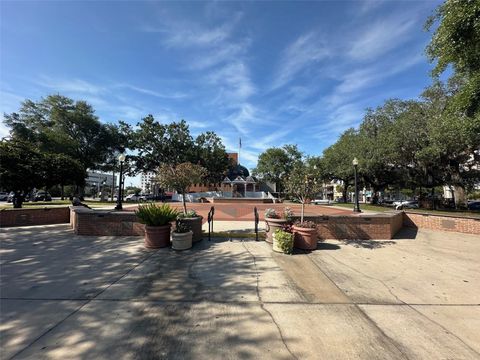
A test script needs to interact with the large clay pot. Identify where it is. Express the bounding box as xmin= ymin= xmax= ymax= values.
xmin=292 ymin=225 xmax=318 ymax=250
xmin=171 ymin=231 xmax=193 ymax=250
xmin=265 ymin=218 xmax=287 ymax=244
xmin=144 ymin=224 xmax=171 ymax=249
xmin=177 ymin=216 xmax=203 ymax=242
